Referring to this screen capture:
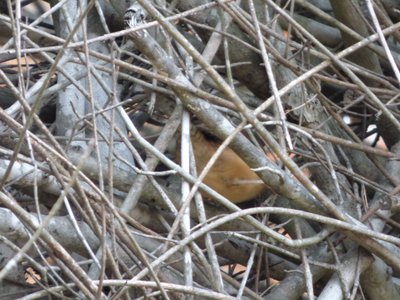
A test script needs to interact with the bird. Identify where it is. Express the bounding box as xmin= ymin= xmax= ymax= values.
xmin=179 ymin=126 xmax=267 ymax=203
